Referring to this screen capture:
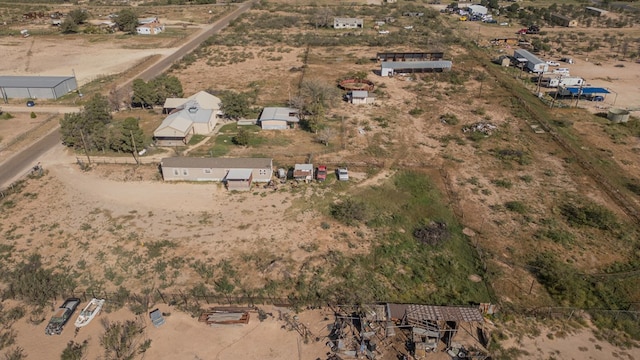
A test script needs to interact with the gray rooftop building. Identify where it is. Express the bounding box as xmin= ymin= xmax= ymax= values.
xmin=0 ymin=75 xmax=78 ymax=102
